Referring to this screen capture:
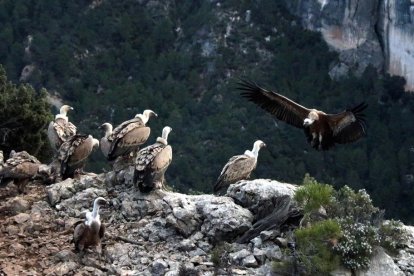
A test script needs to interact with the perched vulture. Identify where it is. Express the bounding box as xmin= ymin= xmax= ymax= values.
xmin=58 ymin=134 xmax=99 ymax=179
xmin=0 ymin=150 xmax=42 ymax=193
xmin=100 ymin=109 xmax=157 ymax=161
xmin=73 ymin=197 xmax=107 ymax=255
xmin=48 ymin=105 xmax=77 ymax=151
xmin=134 ymin=126 xmax=172 ymax=193
xmin=239 ymin=80 xmax=368 ymax=150
xmin=214 ymin=140 xmax=266 ymax=194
